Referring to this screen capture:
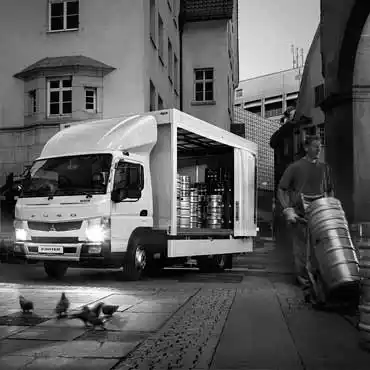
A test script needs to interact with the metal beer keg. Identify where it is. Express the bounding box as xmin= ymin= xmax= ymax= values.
xmin=206 ymin=195 xmax=224 ymax=229
xmin=306 ymin=197 xmax=360 ymax=291
xmin=177 ymin=175 xmax=191 ymax=228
